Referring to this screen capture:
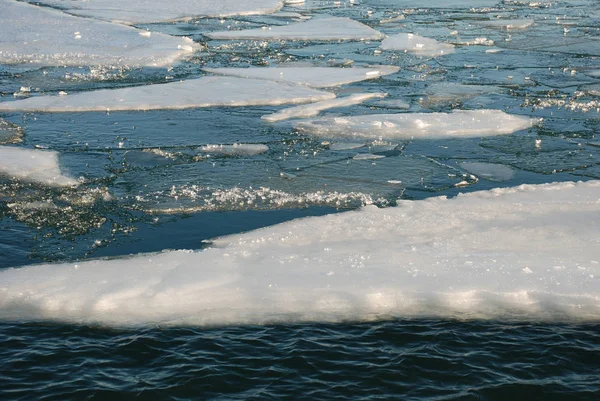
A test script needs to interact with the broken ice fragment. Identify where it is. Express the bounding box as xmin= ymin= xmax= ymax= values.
xmin=381 ymin=33 xmax=455 ymax=57
xmin=0 ymin=146 xmax=79 ymax=187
